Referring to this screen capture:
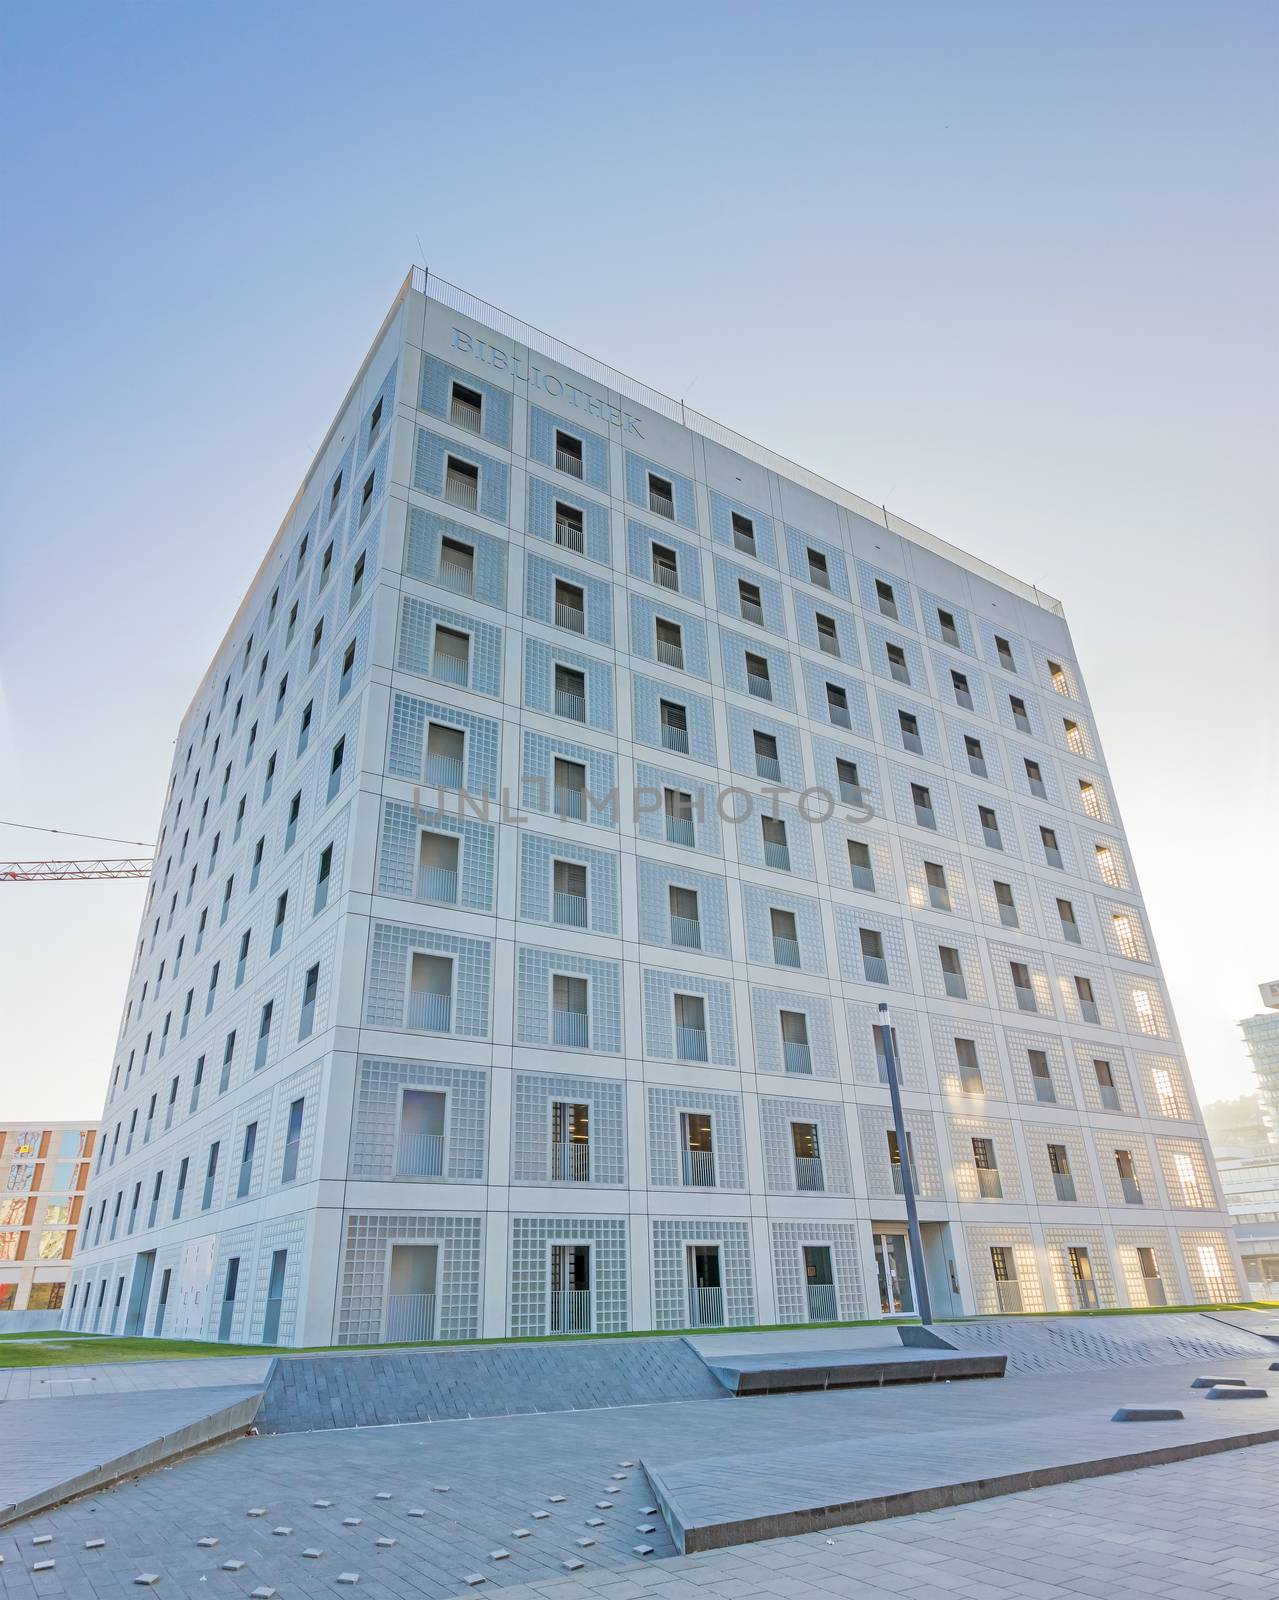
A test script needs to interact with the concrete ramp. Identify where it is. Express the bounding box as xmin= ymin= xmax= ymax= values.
xmin=643 ymin=1353 xmax=1279 ymax=1553
xmin=255 ymin=1336 xmax=726 ymax=1433
xmin=0 ymin=1383 xmax=263 ymax=1527
xmin=933 ymin=1312 xmax=1278 ymax=1374
xmin=697 ymin=1344 xmax=1003 ymax=1395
